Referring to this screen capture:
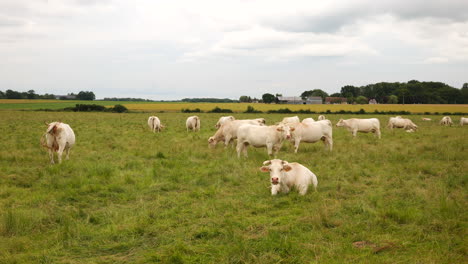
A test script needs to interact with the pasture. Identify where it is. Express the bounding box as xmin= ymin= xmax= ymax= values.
xmin=0 ymin=111 xmax=466 ymax=263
